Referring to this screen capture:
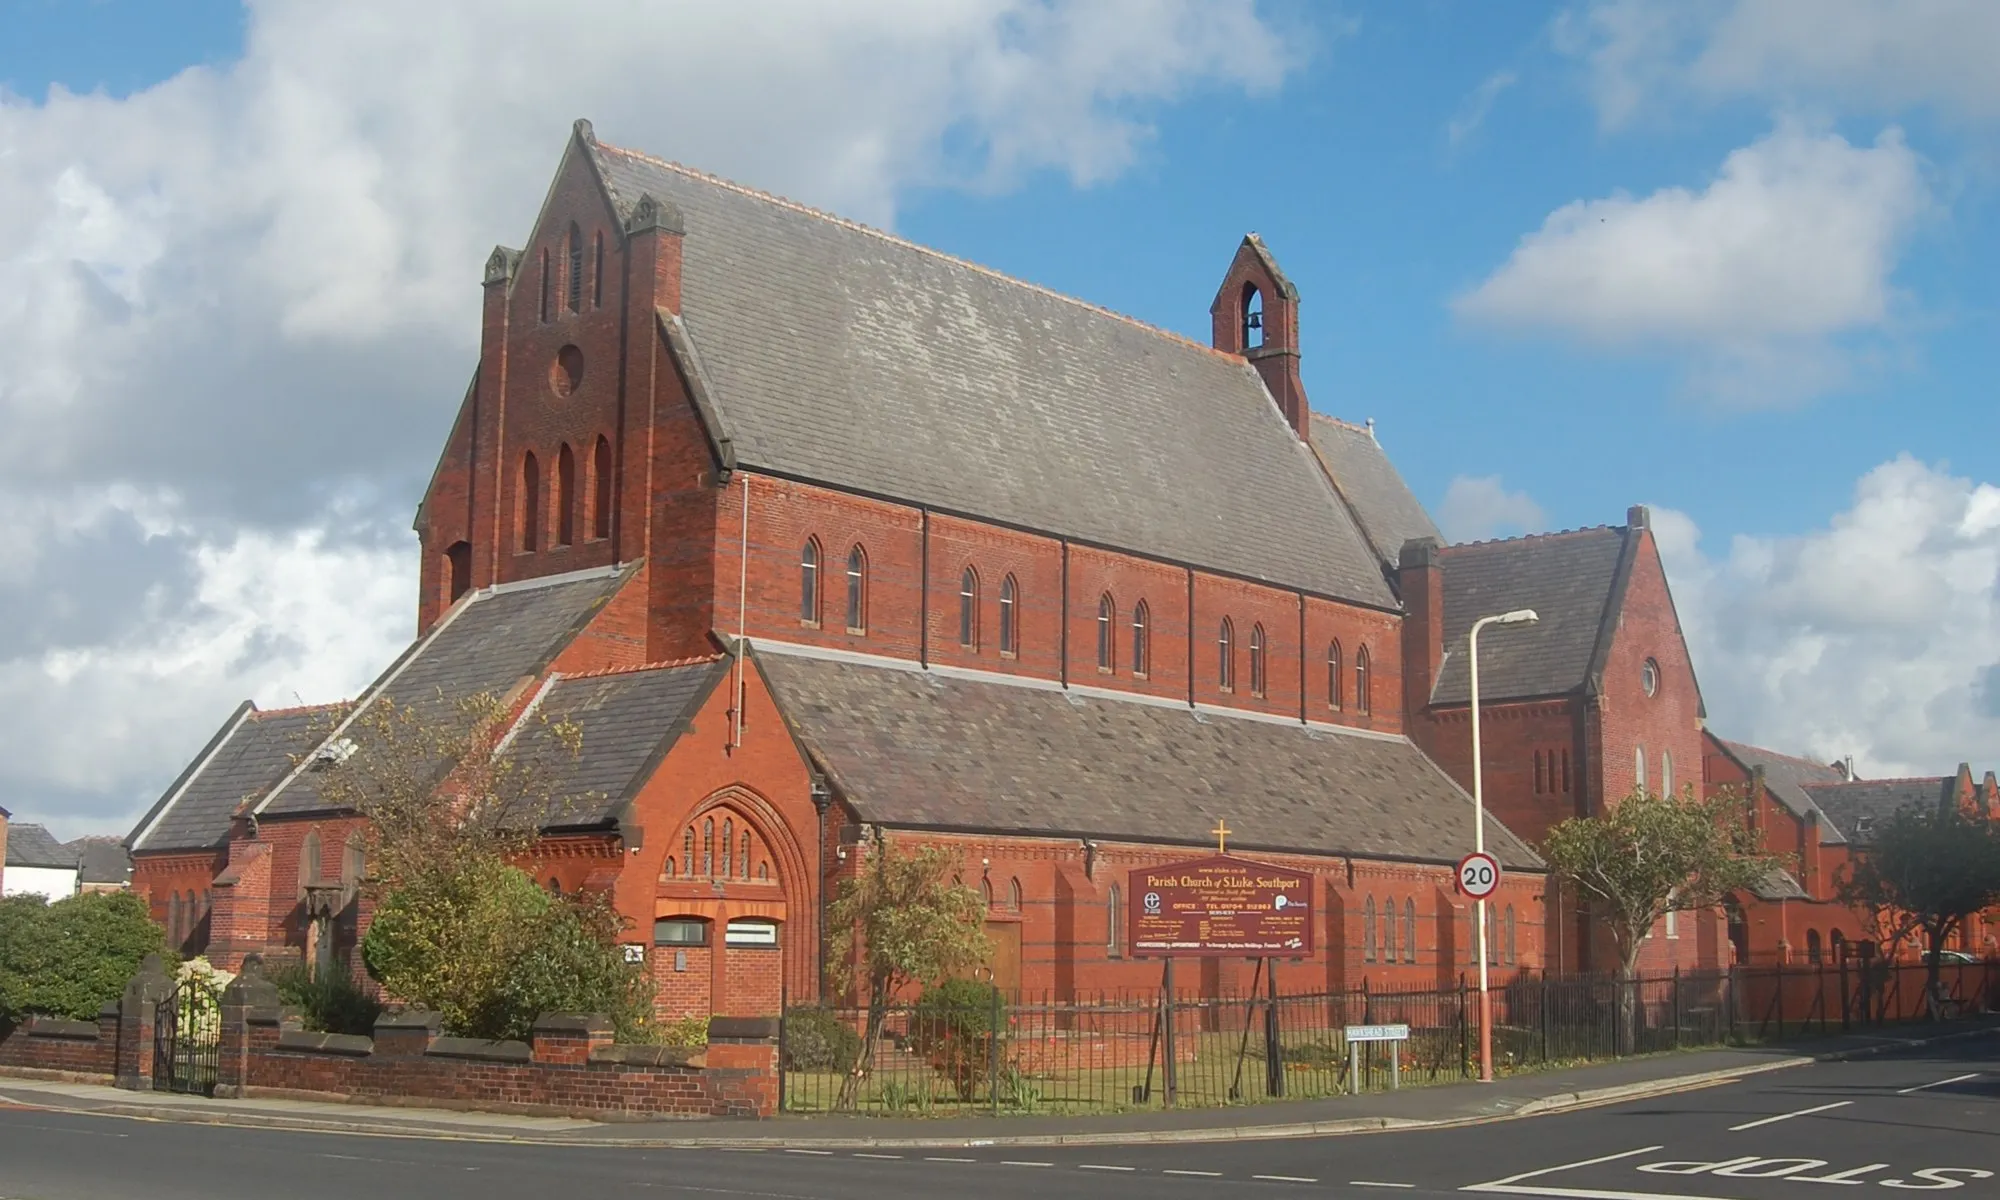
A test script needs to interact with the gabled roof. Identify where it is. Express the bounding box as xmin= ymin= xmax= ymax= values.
xmin=258 ymin=565 xmax=639 ymax=817
xmin=1308 ymin=414 xmax=1440 ymax=575
xmin=1801 ymin=777 xmax=1957 ymax=846
xmin=66 ymin=837 xmax=133 ymax=885
xmin=755 ymin=642 xmax=1541 ymax=870
xmin=1715 ymin=739 xmax=1851 ymax=845
xmin=128 ymin=704 xmax=339 ymax=853
xmin=1430 ymin=526 xmax=1631 ymax=705
xmin=4 ymin=823 xmax=73 ymax=869
xmin=502 ymin=659 xmax=728 ymax=829
xmin=580 ymin=129 xmax=1394 ymax=609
